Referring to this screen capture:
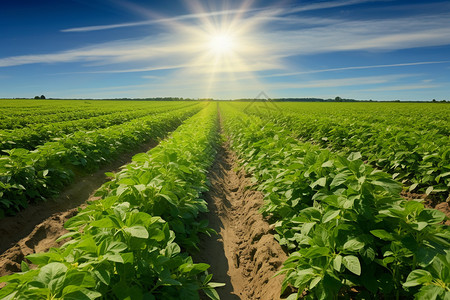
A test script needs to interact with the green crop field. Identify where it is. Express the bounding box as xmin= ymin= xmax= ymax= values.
xmin=0 ymin=100 xmax=448 ymax=300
